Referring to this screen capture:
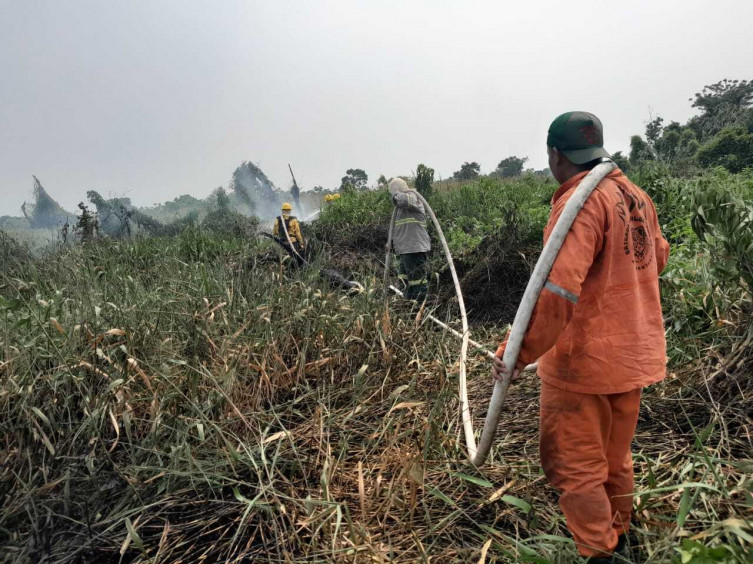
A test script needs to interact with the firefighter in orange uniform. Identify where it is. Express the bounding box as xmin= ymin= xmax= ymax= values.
xmin=494 ymin=112 xmax=670 ymax=562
